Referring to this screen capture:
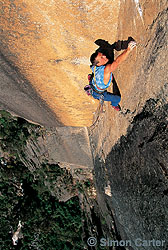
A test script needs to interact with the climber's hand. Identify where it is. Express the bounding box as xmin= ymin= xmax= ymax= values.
xmin=128 ymin=41 xmax=137 ymax=51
